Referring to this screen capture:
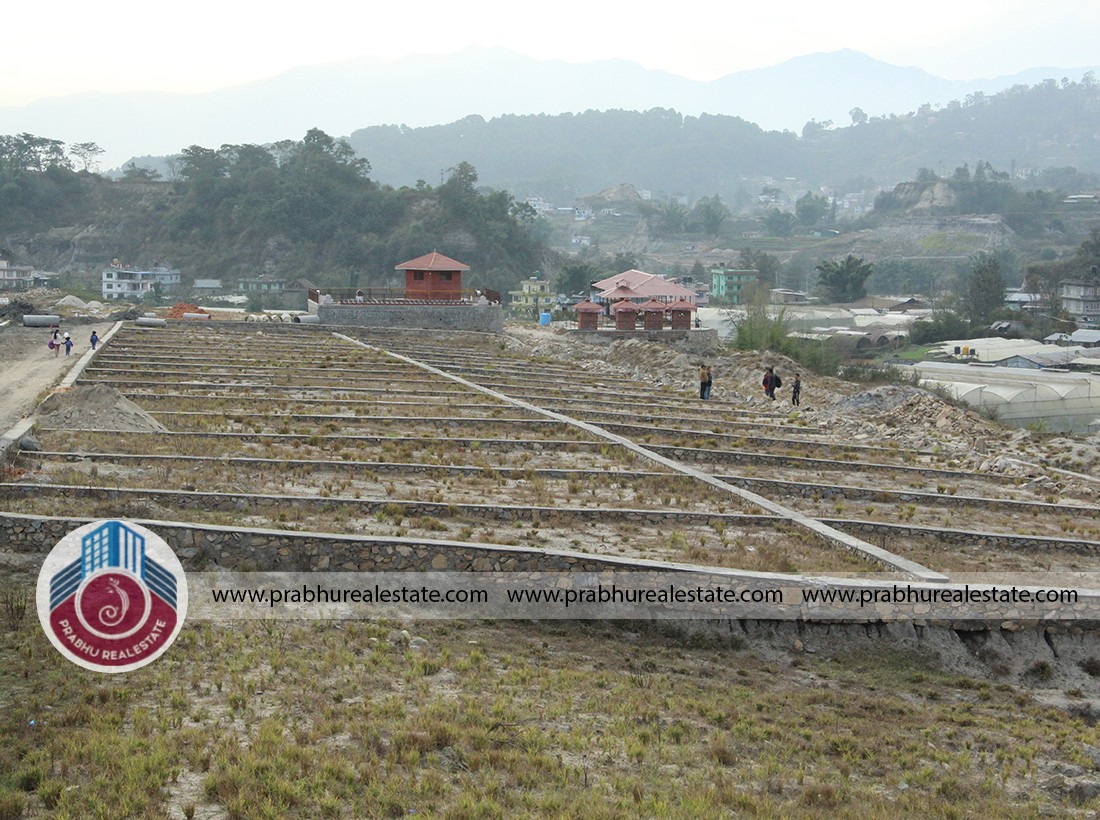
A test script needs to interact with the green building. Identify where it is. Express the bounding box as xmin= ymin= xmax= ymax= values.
xmin=710 ymin=268 xmax=759 ymax=304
